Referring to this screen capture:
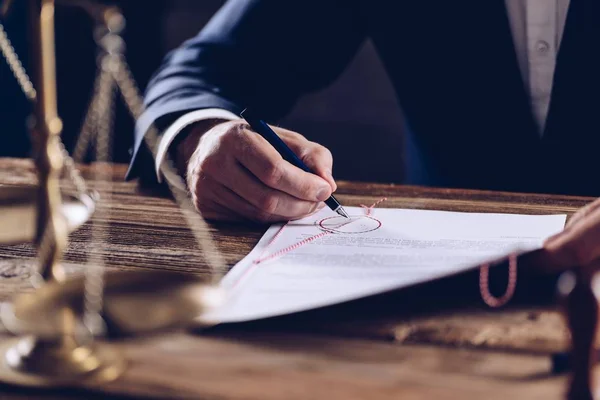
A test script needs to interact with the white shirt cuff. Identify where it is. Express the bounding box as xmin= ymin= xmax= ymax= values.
xmin=155 ymin=108 xmax=239 ymax=189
